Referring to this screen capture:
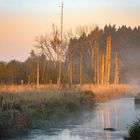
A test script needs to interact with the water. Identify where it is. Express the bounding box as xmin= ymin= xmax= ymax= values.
xmin=18 ymin=98 xmax=140 ymax=140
